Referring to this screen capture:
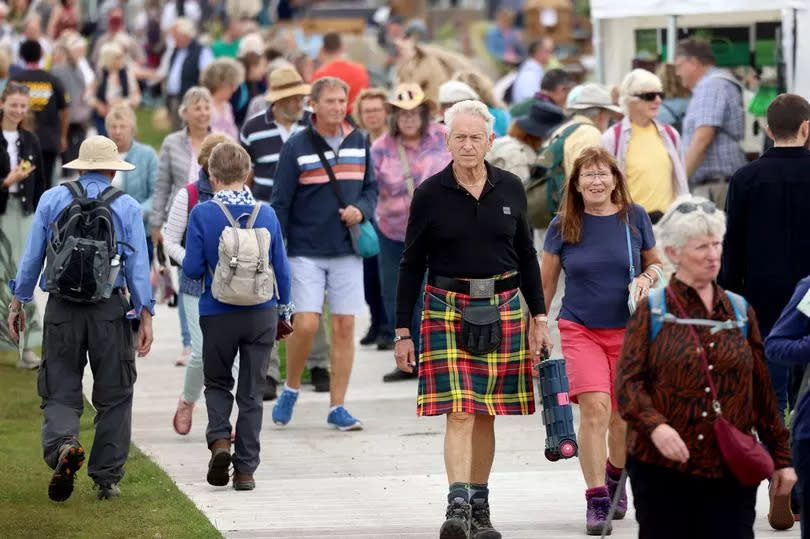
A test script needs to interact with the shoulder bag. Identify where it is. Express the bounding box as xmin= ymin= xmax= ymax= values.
xmin=307 ymin=129 xmax=379 ymax=258
xmin=666 ymin=287 xmax=775 ymax=486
